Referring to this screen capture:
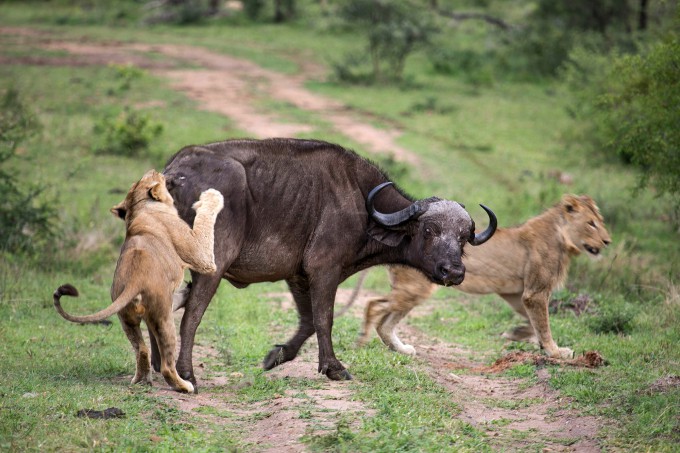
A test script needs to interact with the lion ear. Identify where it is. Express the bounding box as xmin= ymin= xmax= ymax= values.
xmin=111 ymin=201 xmax=127 ymax=220
xmin=148 ymin=181 xmax=163 ymax=201
xmin=561 ymin=194 xmax=581 ymax=213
